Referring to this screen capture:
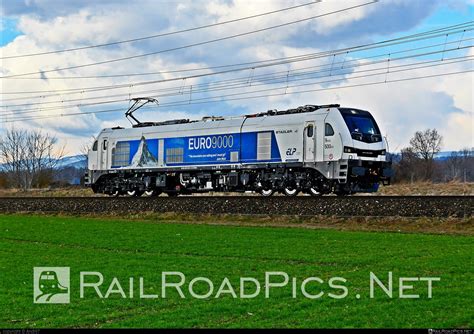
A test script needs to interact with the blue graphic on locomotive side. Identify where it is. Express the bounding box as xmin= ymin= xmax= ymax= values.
xmin=111 ymin=137 xmax=158 ymax=168
xmin=129 ymin=138 xmax=158 ymax=161
xmin=111 ymin=131 xmax=281 ymax=168
xmin=167 ymin=133 xmax=240 ymax=165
